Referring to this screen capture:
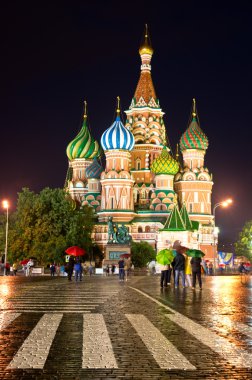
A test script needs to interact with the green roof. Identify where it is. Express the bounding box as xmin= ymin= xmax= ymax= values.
xmin=162 ymin=204 xmax=186 ymax=231
xmin=180 ymin=204 xmax=192 ymax=230
xmin=132 ymin=217 xmax=167 ymax=223
xmin=191 ymin=221 xmax=200 ymax=230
